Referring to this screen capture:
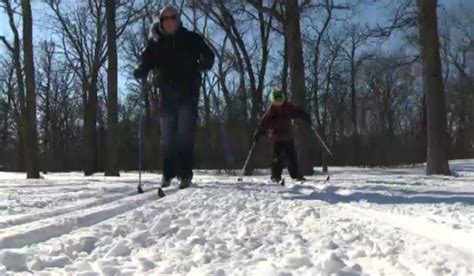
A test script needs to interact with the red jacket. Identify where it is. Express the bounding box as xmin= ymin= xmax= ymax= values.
xmin=257 ymin=102 xmax=311 ymax=142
